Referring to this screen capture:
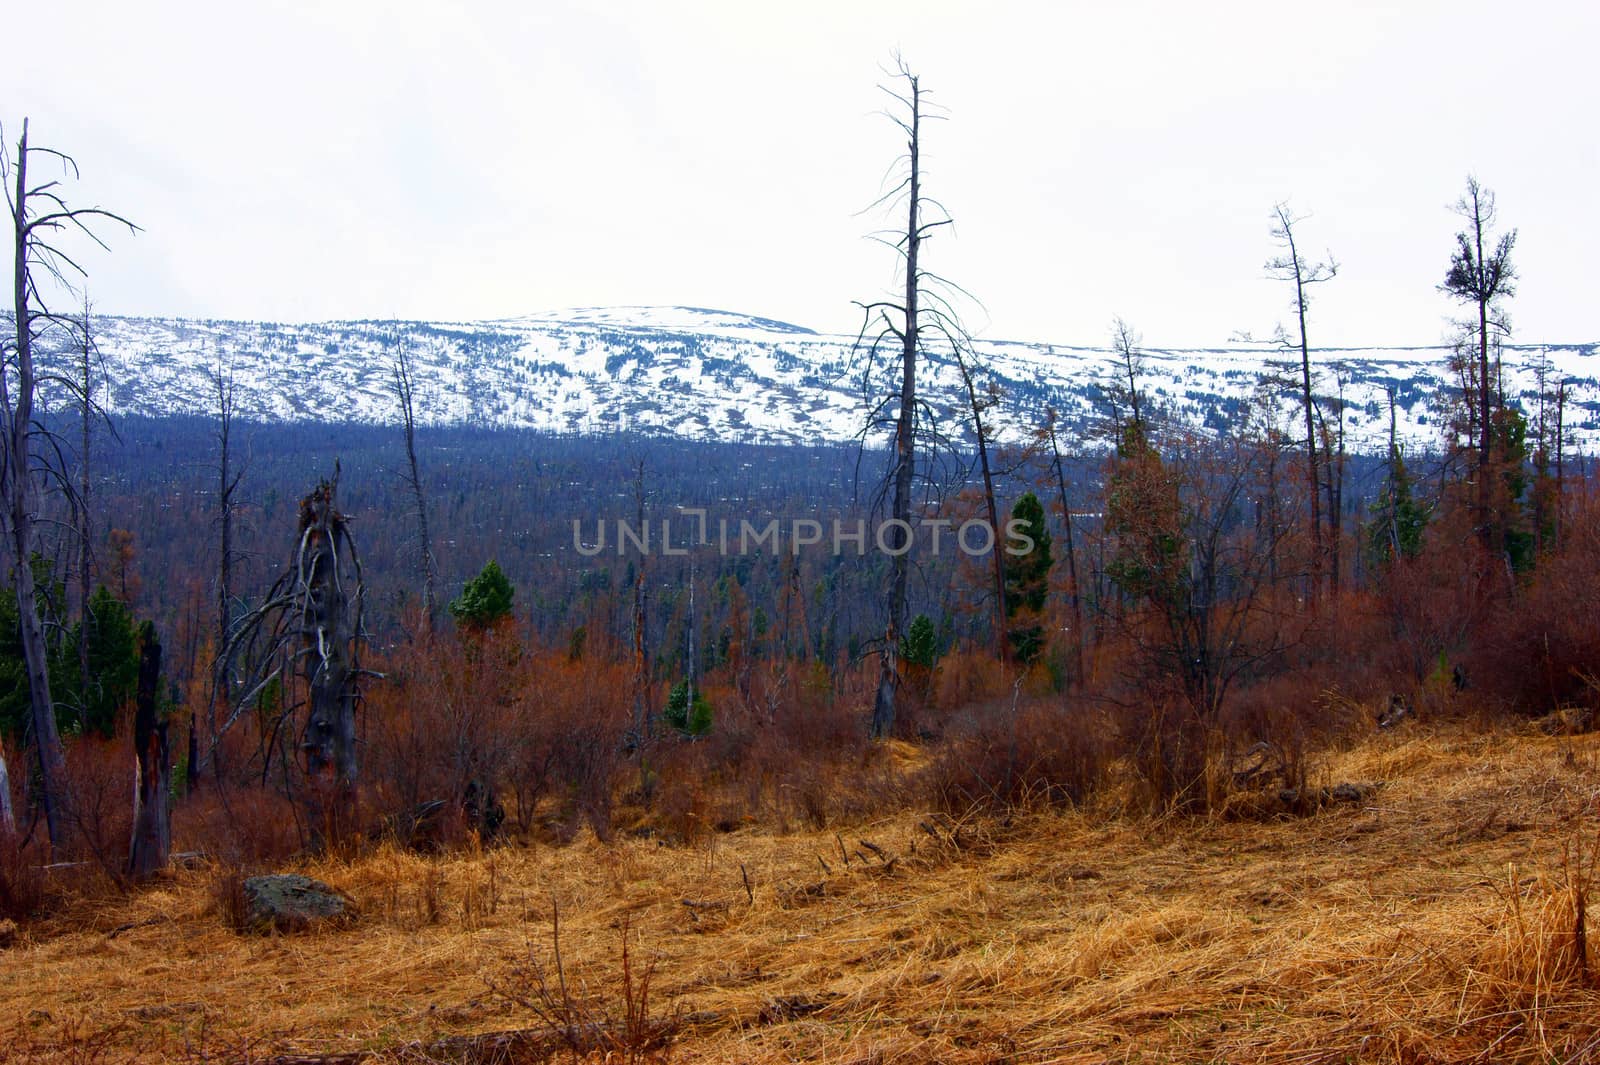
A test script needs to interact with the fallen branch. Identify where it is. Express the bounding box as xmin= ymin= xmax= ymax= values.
xmin=105 ymin=914 xmax=172 ymax=940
